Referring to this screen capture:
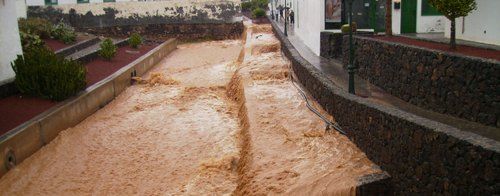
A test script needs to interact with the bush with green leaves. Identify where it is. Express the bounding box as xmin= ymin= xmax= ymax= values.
xmin=11 ymin=47 xmax=86 ymax=101
xmin=242 ymin=0 xmax=268 ymax=12
xmin=128 ymin=33 xmax=143 ymax=49
xmin=51 ymin=22 xmax=77 ymax=44
xmin=241 ymin=2 xmax=253 ymax=11
xmin=20 ymin=31 xmax=45 ymax=52
xmin=99 ymin=38 xmax=117 ymax=60
xmin=252 ymin=8 xmax=266 ymax=18
xmin=18 ymin=18 xmax=52 ymax=39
